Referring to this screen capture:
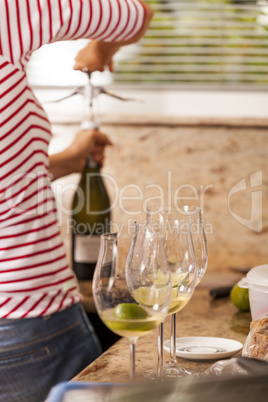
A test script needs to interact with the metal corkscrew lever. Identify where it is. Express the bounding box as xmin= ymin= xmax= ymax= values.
xmin=46 ymin=69 xmax=144 ymax=130
xmin=47 ymin=68 xmax=143 ymax=105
